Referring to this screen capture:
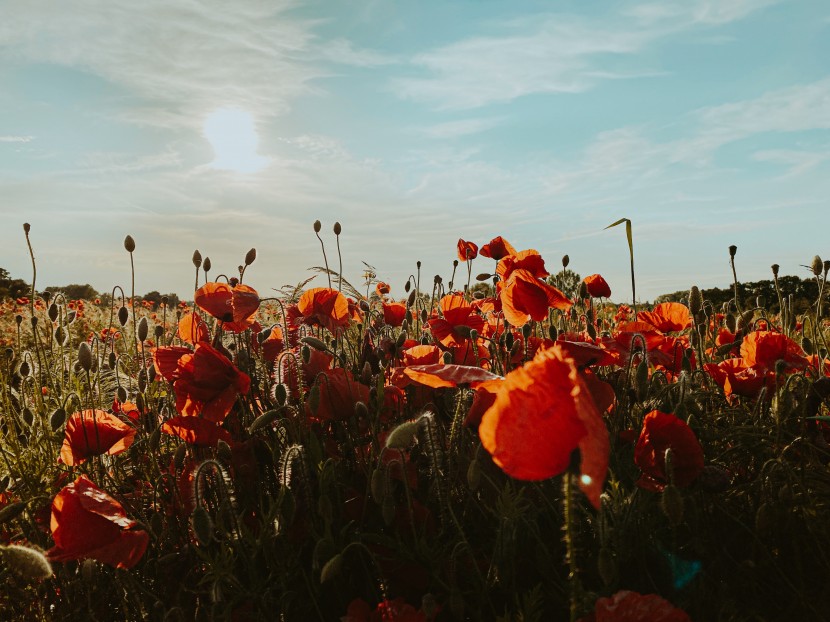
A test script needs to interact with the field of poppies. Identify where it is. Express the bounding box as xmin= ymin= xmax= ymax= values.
xmin=1 ymin=222 xmax=830 ymax=621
